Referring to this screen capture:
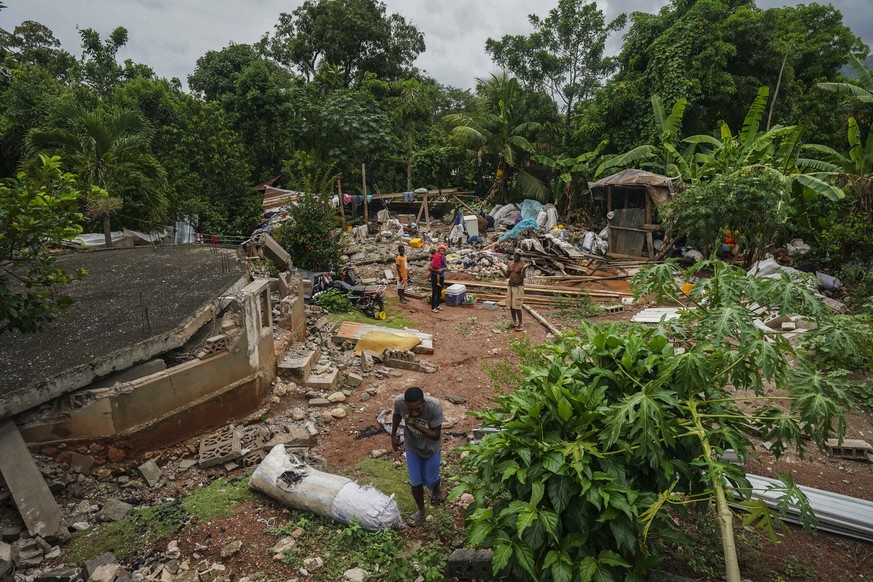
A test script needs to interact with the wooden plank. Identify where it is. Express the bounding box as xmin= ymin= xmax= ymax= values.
xmin=333 ymin=320 xmax=434 ymax=354
xmin=444 ymin=279 xmax=627 ymax=297
xmin=524 ymin=305 xmax=561 ymax=335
